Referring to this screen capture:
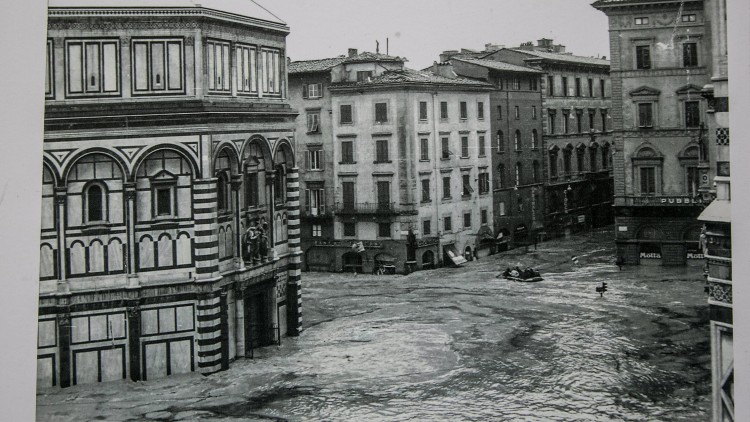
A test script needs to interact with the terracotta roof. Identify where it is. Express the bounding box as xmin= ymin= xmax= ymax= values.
xmin=330 ymin=68 xmax=493 ymax=89
xmin=452 ymin=57 xmax=543 ymax=74
xmin=288 ymin=57 xmax=348 ymax=74
xmin=48 ymin=0 xmax=286 ymax=25
xmin=505 ymin=49 xmax=610 ymax=67
xmin=289 ymin=52 xmax=406 ymax=75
